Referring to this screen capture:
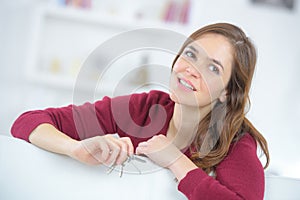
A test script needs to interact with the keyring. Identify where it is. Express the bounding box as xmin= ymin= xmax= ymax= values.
xmin=106 ymin=154 xmax=147 ymax=177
